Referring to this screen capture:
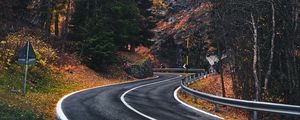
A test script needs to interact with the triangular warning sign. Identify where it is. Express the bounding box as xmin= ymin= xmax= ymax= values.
xmin=18 ymin=42 xmax=37 ymax=64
